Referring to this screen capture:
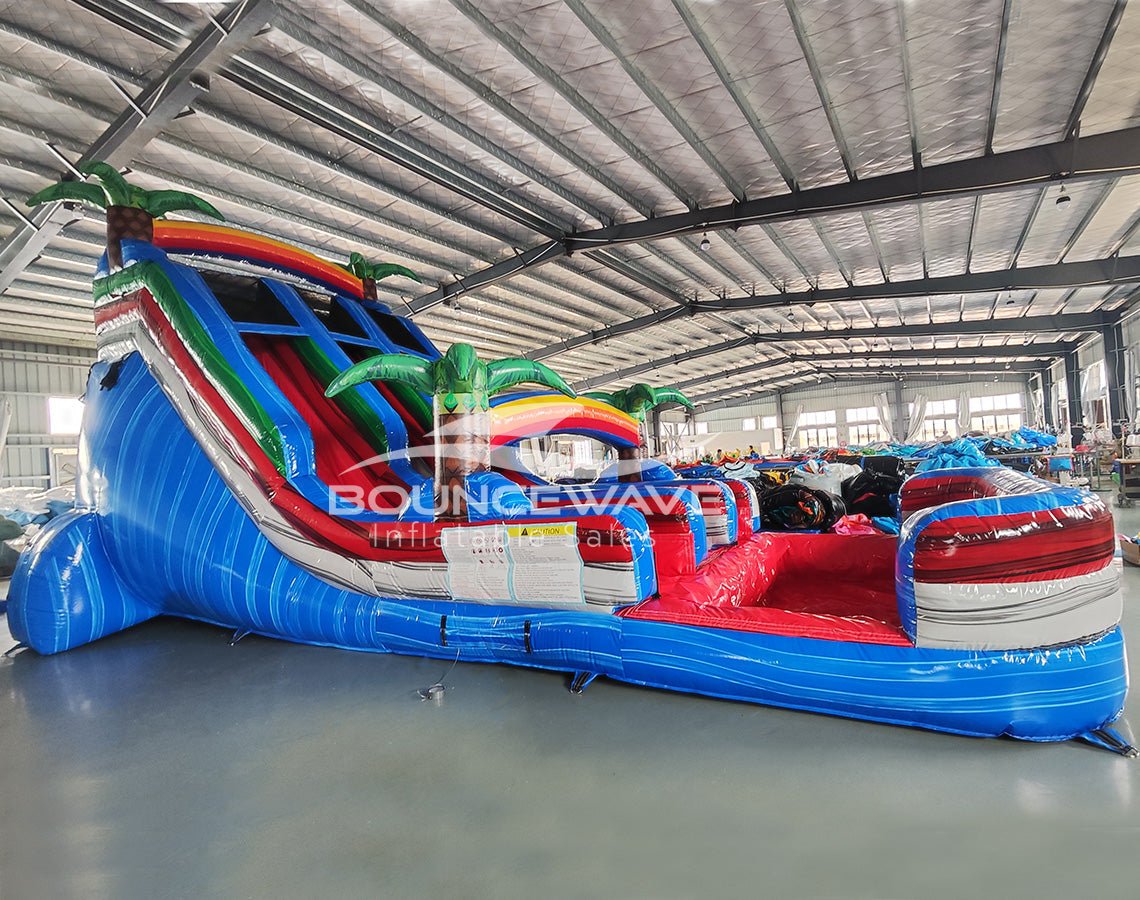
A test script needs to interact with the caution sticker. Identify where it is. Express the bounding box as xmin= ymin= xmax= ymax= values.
xmin=506 ymin=523 xmax=576 ymax=539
